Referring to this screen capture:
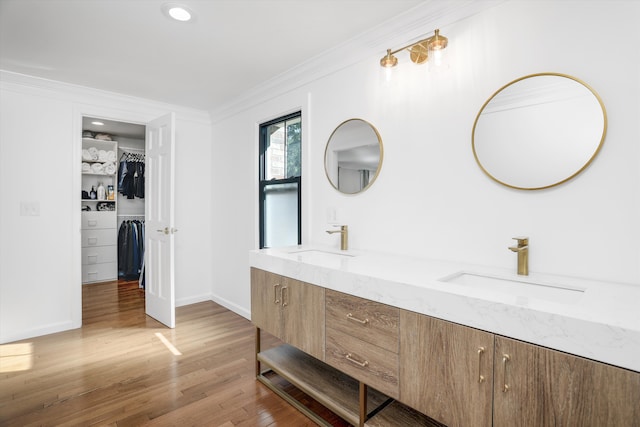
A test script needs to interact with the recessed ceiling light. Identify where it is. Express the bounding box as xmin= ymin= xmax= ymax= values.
xmin=162 ymin=3 xmax=194 ymax=22
xmin=91 ymin=121 xmax=104 ymax=126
